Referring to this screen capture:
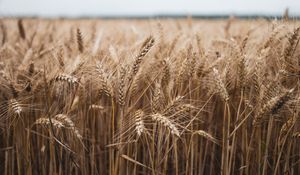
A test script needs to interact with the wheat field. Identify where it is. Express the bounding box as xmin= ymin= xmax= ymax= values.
xmin=0 ymin=18 xmax=300 ymax=175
